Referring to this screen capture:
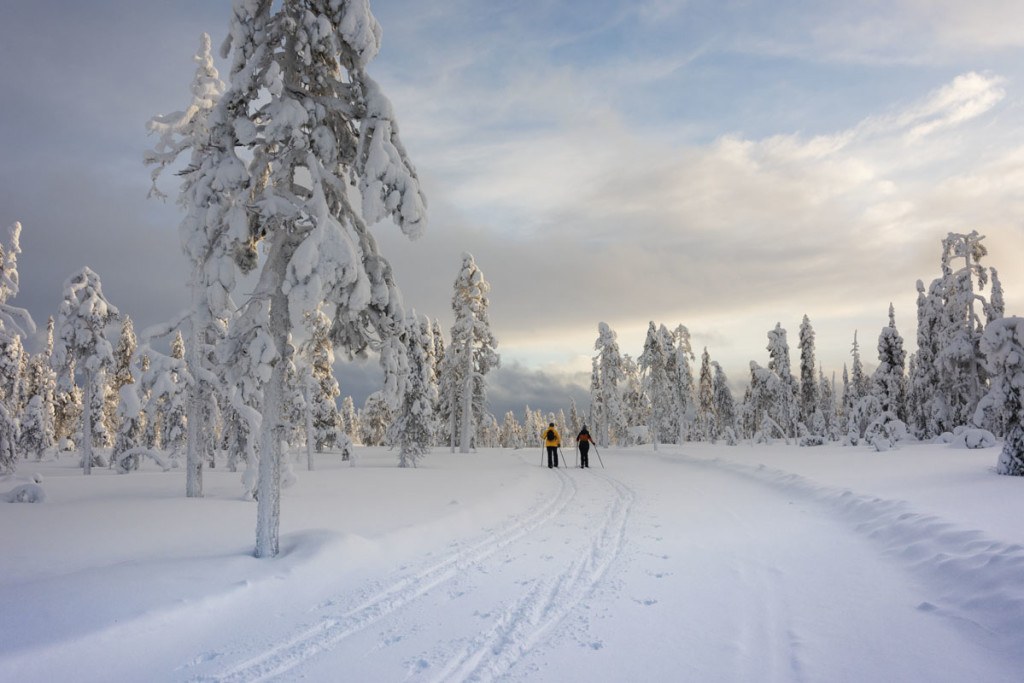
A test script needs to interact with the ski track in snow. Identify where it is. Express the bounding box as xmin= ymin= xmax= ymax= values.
xmin=425 ymin=471 xmax=635 ymax=683
xmin=674 ymin=452 xmax=1024 ymax=650
xmin=198 ymin=461 xmax=582 ymax=683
